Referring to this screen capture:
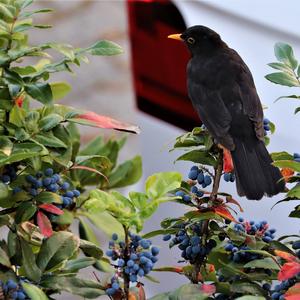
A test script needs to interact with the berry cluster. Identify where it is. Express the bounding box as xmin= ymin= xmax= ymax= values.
xmin=224 ymin=218 xmax=276 ymax=263
xmin=16 ymin=168 xmax=80 ymax=209
xmin=188 ymin=166 xmax=212 ymax=188
xmin=293 ymin=153 xmax=300 ymax=163
xmin=268 ymin=278 xmax=298 ymax=300
xmin=263 ymin=118 xmax=271 ymax=135
xmin=163 ymin=222 xmax=216 ymax=264
xmin=0 ymin=279 xmax=27 ymax=299
xmin=223 ymin=172 xmax=235 ymax=183
xmin=0 ymin=165 xmax=17 ymax=184
xmin=105 ymin=233 xmax=159 ymax=296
